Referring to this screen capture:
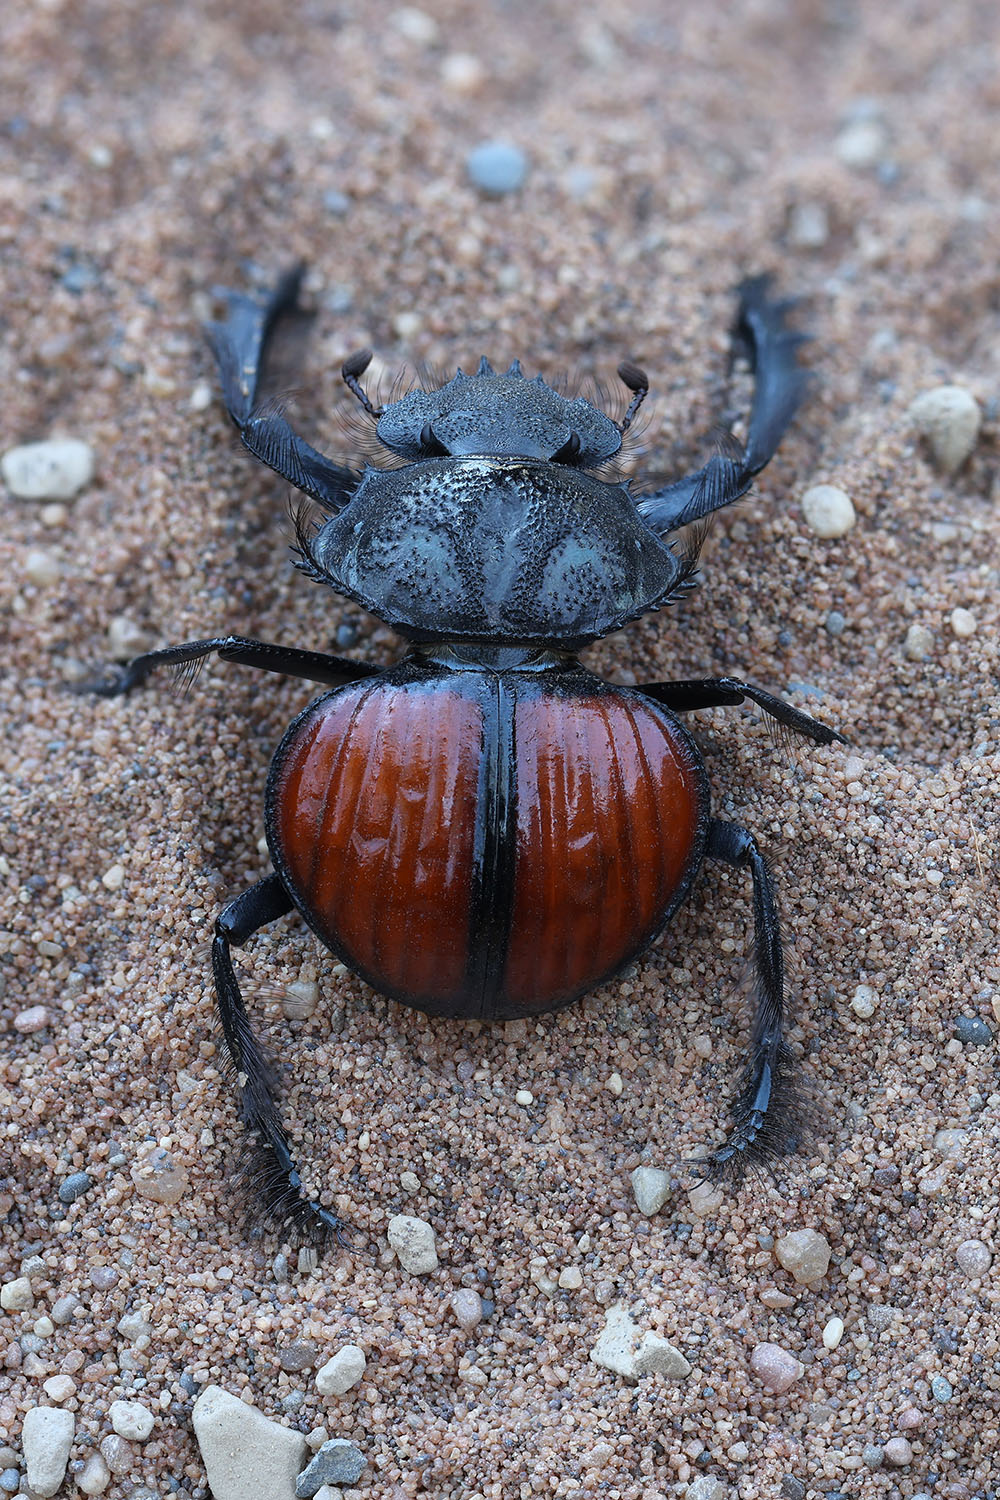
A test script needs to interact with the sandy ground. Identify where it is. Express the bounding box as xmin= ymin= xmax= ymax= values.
xmin=1 ymin=1 xmax=999 ymax=1497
